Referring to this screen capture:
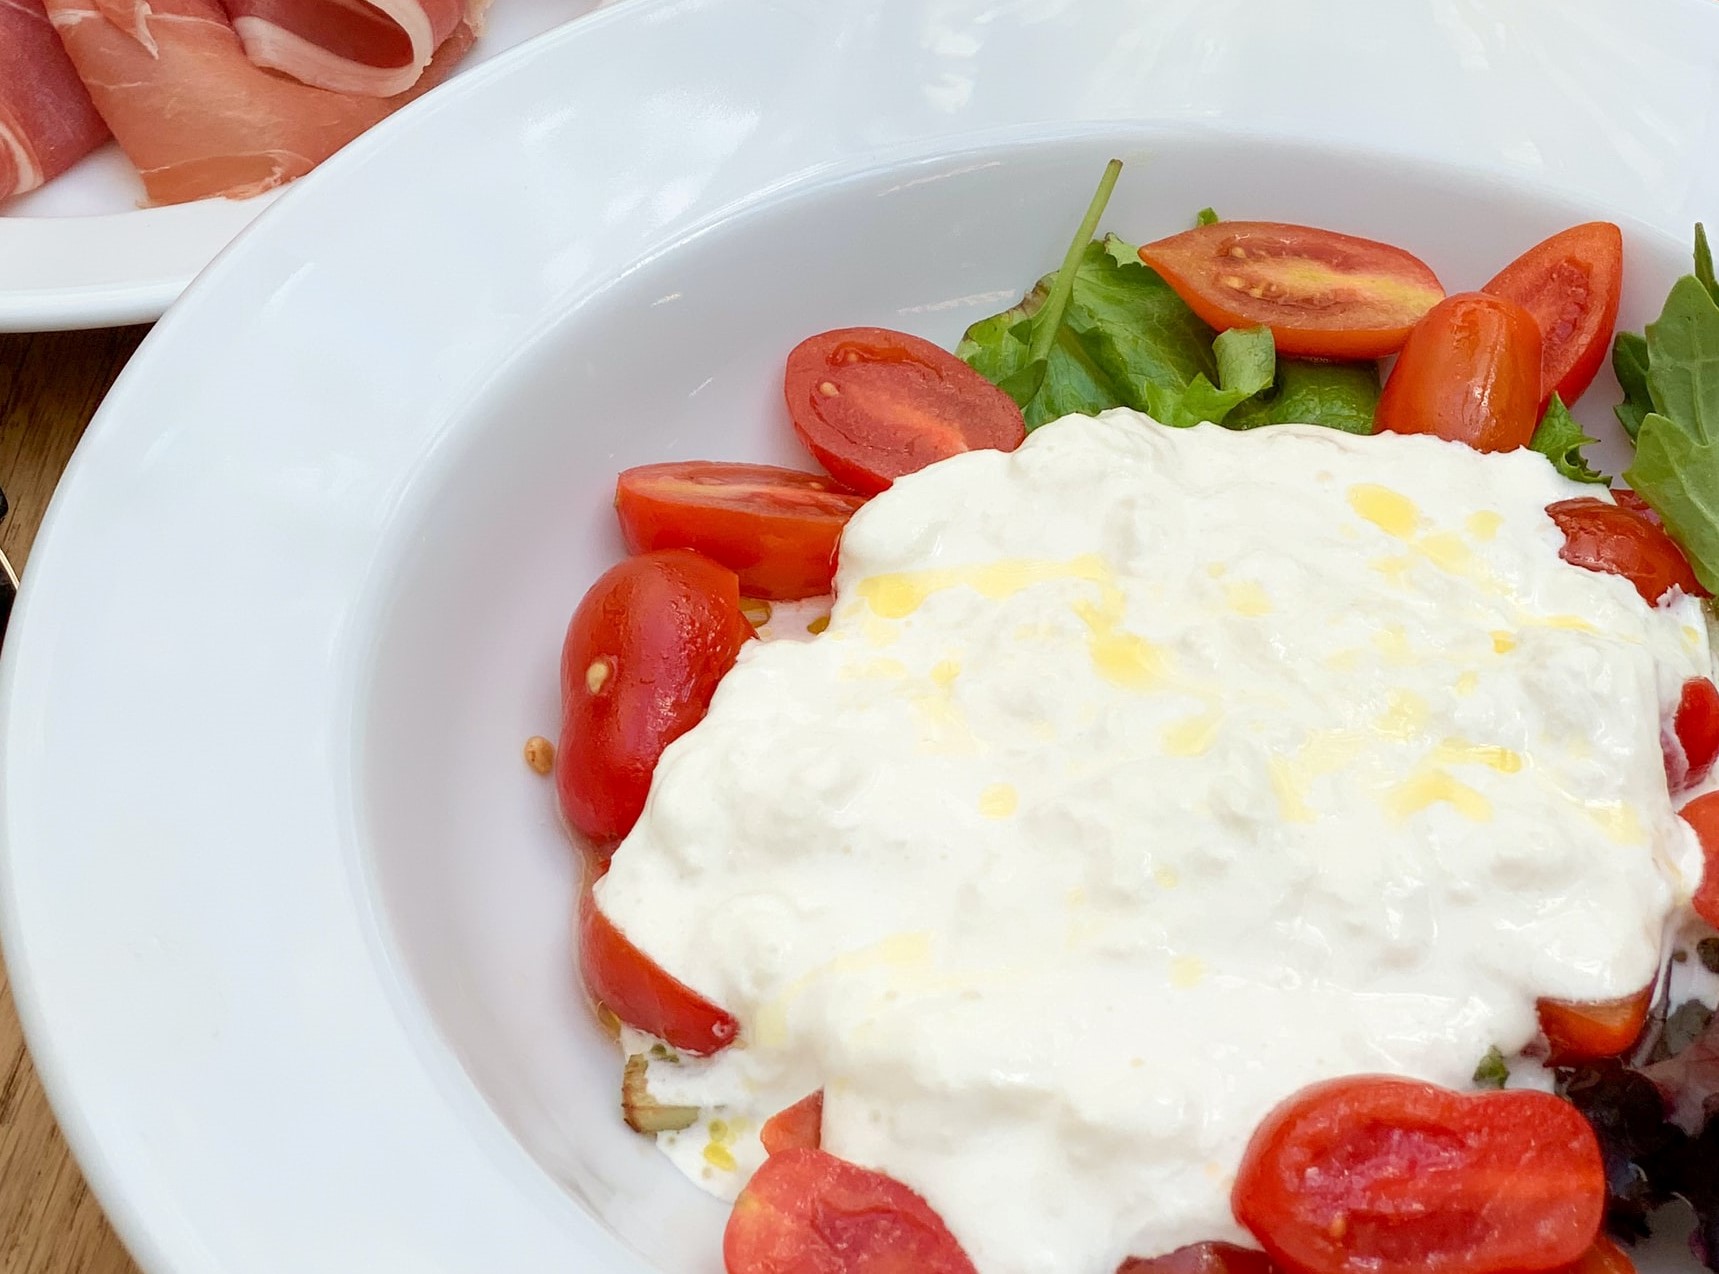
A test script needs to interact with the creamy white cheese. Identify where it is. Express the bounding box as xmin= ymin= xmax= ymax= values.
xmin=597 ymin=410 xmax=1712 ymax=1274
